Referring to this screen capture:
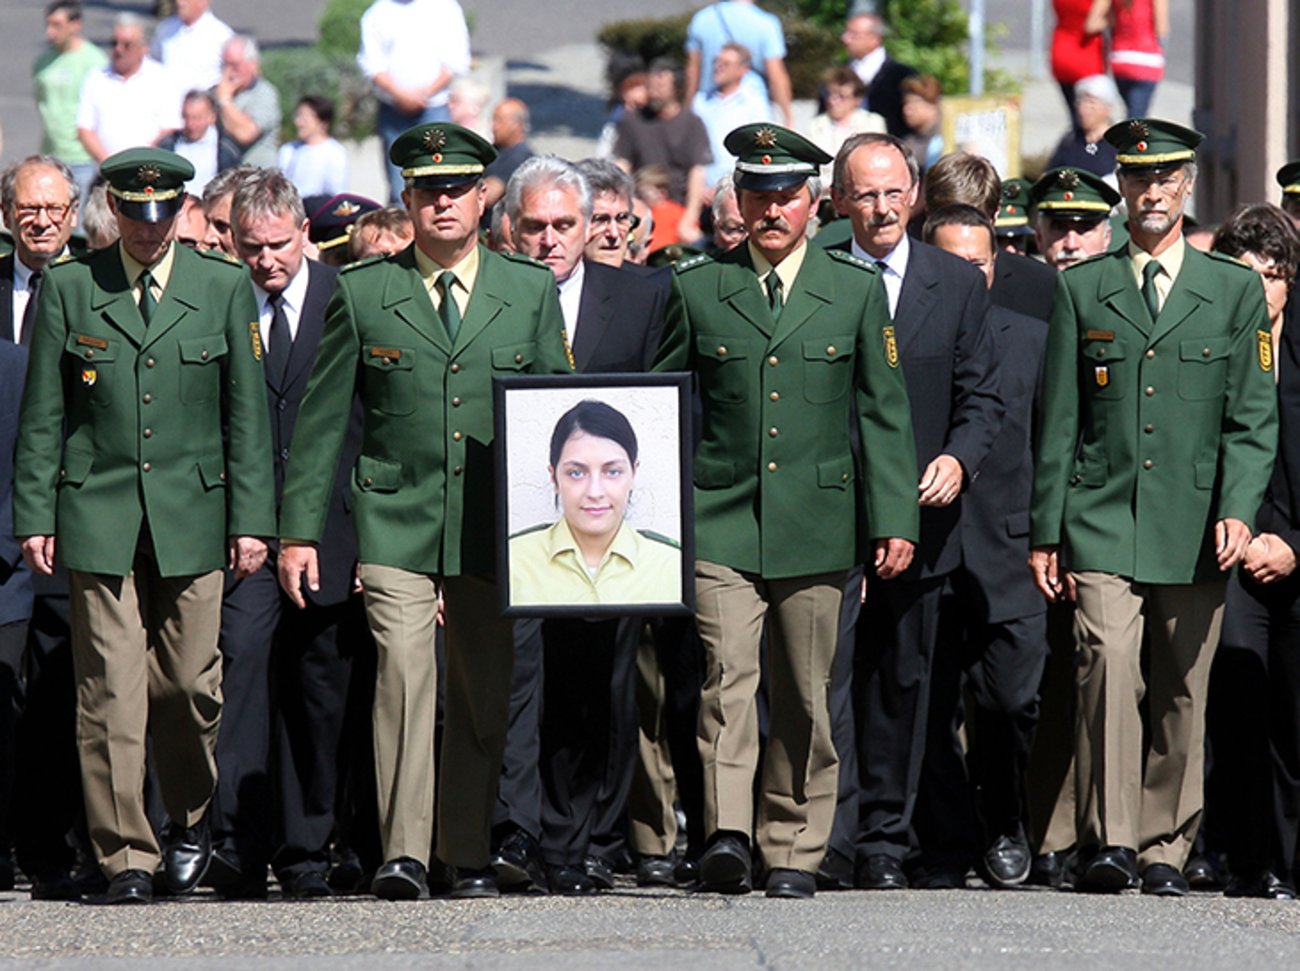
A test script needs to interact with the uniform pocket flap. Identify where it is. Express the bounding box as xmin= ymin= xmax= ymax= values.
xmin=696 ymin=336 xmax=752 ymax=361
xmin=59 ymin=448 xmax=93 ymax=485
xmin=356 ymin=454 xmax=402 ymax=493
xmin=694 ymin=456 xmax=735 ymax=488
xmin=65 ymin=333 xmax=118 ymax=362
xmin=492 ymin=343 xmax=535 ymax=370
xmin=1179 ymin=337 xmax=1232 ymax=363
xmin=363 ymin=345 xmax=415 ymax=370
xmin=817 ymin=459 xmax=854 ymax=489
xmin=197 ymin=454 xmax=227 ymax=490
xmin=1194 ymin=459 xmax=1218 ymax=490
xmin=1004 ymin=510 xmax=1030 ymax=537
xmin=1081 ymin=338 xmax=1126 ymax=362
xmin=803 ymin=335 xmax=854 ymax=361
xmin=179 ymin=333 xmax=229 ymax=364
